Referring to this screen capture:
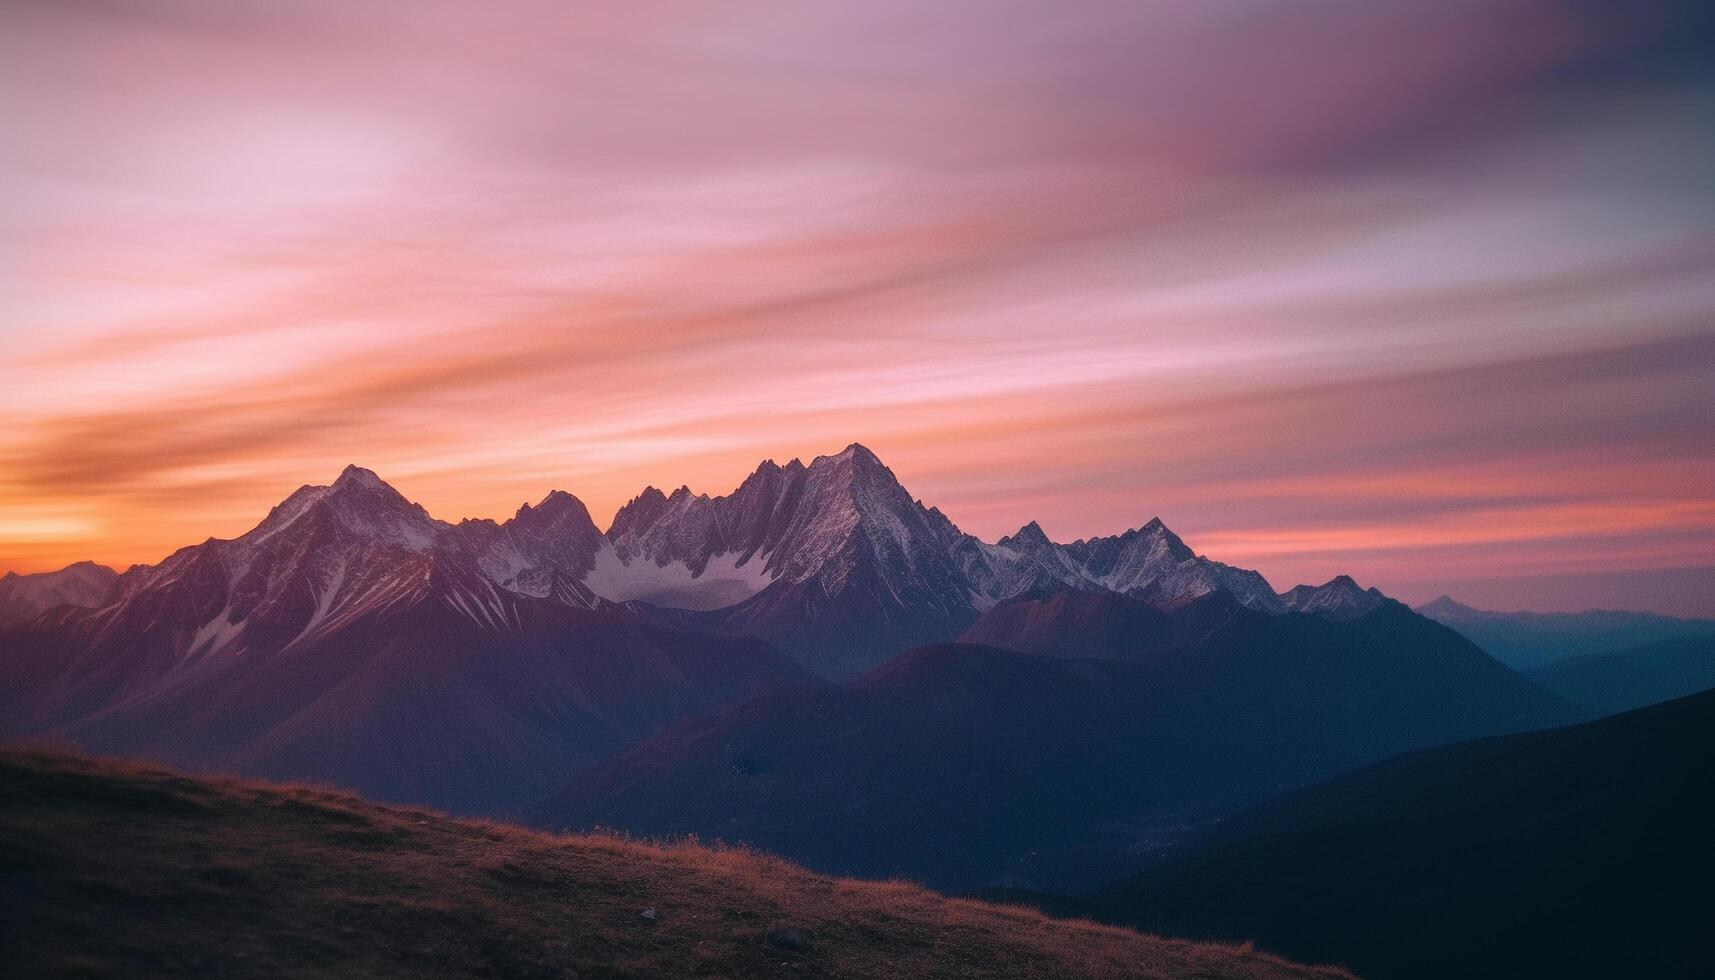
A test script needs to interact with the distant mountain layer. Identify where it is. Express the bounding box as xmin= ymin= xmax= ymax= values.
xmin=1081 ymin=688 xmax=1715 ymax=980
xmin=1417 ymin=595 xmax=1715 ymax=672
xmin=0 ymin=561 xmax=116 ymax=626
xmin=547 ymin=592 xmax=1577 ymax=892
xmin=0 ymin=749 xmax=1349 ymax=980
